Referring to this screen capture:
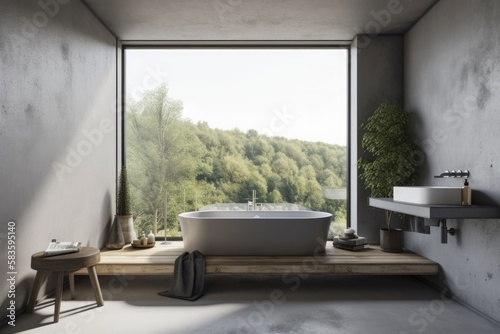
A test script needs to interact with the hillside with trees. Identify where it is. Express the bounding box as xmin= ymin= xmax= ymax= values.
xmin=126 ymin=84 xmax=347 ymax=237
